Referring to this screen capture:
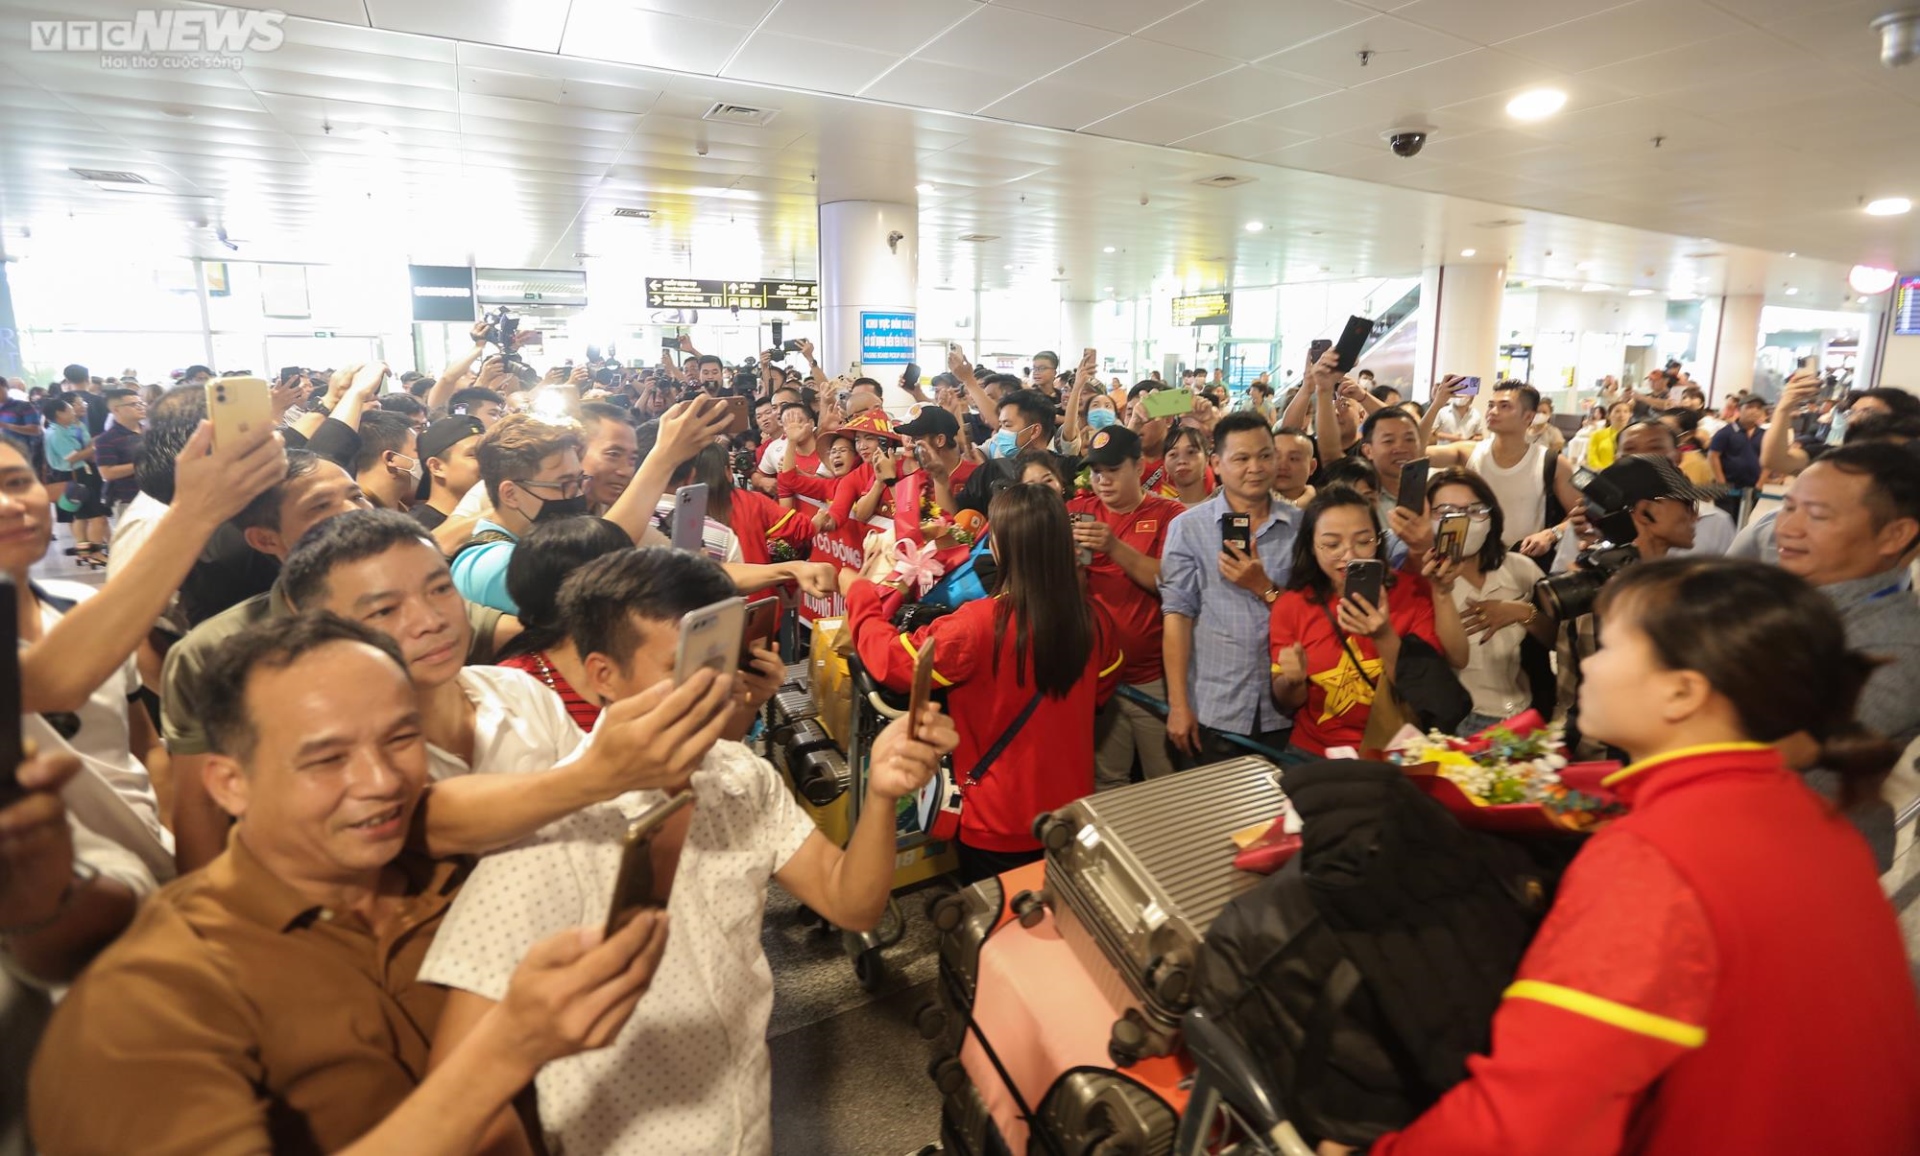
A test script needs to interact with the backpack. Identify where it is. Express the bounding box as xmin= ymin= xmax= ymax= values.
xmin=919 ymin=535 xmax=997 ymax=610
xmin=1192 ymin=758 xmax=1569 ymax=1147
